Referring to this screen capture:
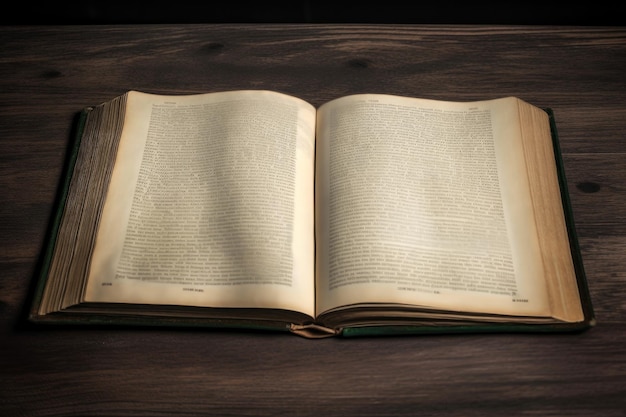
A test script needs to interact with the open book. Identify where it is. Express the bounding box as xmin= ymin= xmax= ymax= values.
xmin=30 ymin=90 xmax=595 ymax=338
